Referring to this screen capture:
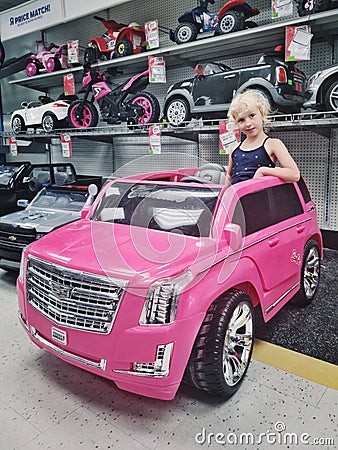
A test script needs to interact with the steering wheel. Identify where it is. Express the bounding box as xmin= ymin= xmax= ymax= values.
xmin=38 ymin=95 xmax=54 ymax=105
